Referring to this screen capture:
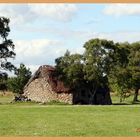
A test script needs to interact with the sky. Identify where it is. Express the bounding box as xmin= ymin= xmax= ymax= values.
xmin=1 ymin=3 xmax=140 ymax=75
